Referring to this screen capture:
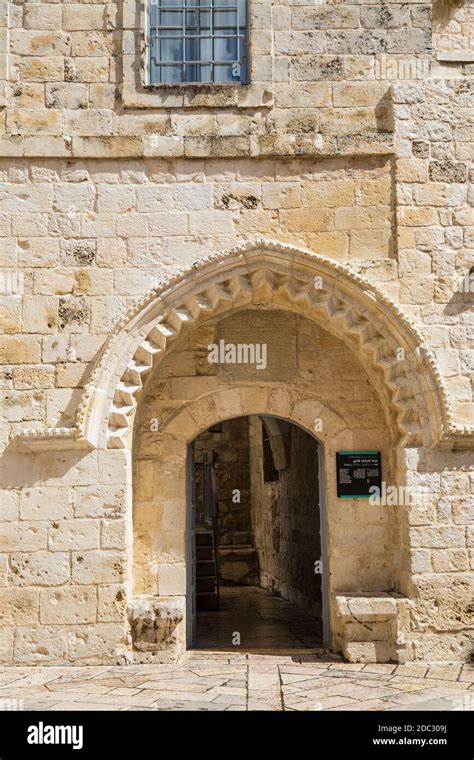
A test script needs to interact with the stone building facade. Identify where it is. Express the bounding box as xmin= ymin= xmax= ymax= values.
xmin=0 ymin=1 xmax=473 ymax=665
